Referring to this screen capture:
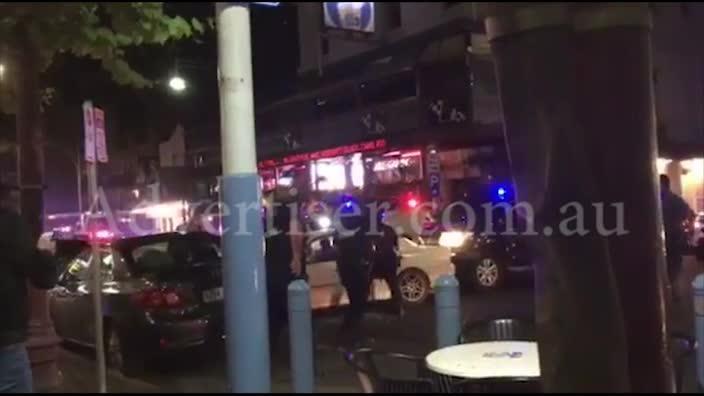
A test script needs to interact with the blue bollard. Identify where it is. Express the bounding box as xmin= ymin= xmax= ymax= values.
xmin=434 ymin=274 xmax=461 ymax=348
xmin=288 ymin=279 xmax=315 ymax=393
xmin=693 ymin=274 xmax=704 ymax=389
